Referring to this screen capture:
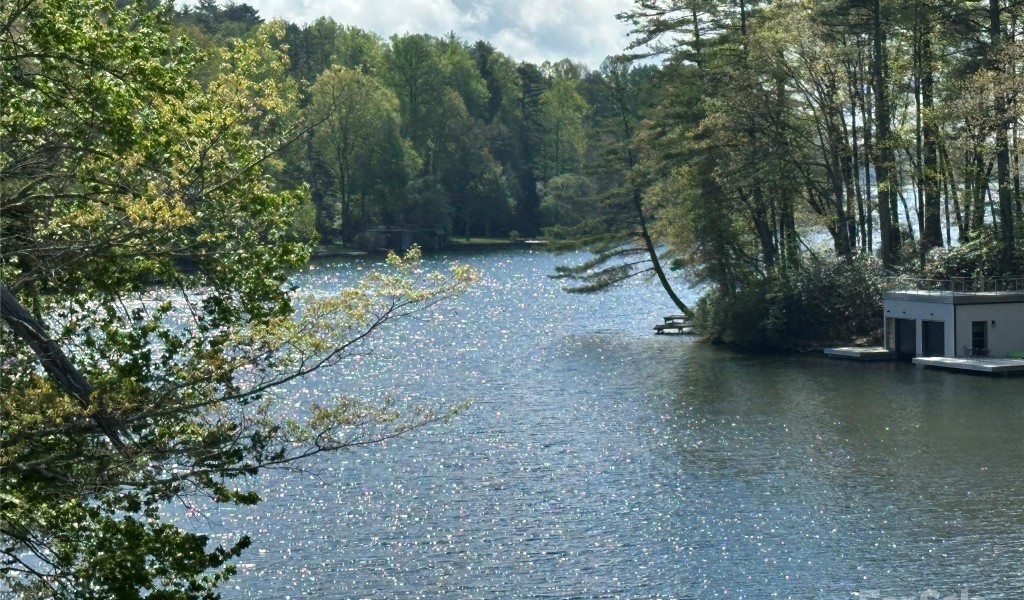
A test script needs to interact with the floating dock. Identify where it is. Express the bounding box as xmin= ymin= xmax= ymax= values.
xmin=823 ymin=346 xmax=895 ymax=361
xmin=912 ymin=356 xmax=1024 ymax=375
xmin=824 ymin=346 xmax=1024 ymax=375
